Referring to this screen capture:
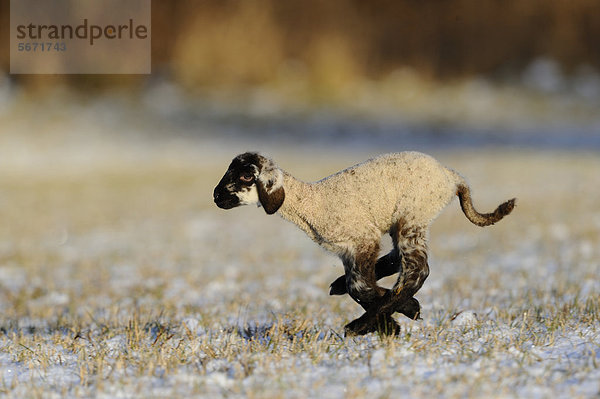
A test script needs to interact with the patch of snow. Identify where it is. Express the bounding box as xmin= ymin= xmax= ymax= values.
xmin=451 ymin=310 xmax=478 ymax=327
